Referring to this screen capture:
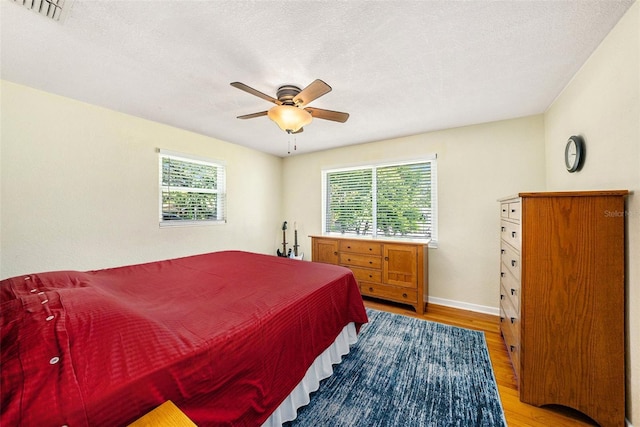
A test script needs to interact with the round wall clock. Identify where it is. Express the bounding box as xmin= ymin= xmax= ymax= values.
xmin=565 ymin=135 xmax=585 ymax=173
